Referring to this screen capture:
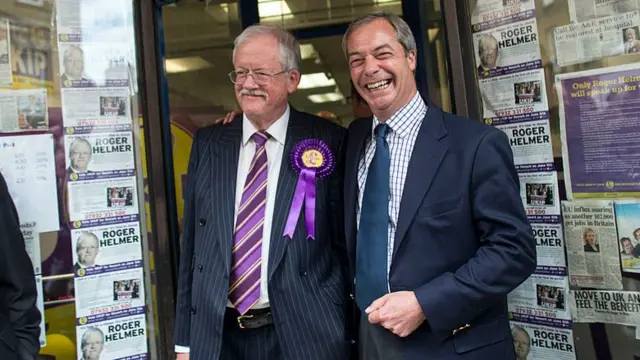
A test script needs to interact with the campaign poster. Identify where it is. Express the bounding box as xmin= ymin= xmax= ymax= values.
xmin=557 ymin=63 xmax=640 ymax=199
xmin=66 ymin=176 xmax=139 ymax=222
xmin=520 ymin=171 xmax=561 ymax=221
xmin=70 ymin=221 xmax=142 ymax=273
xmin=64 ymin=131 xmax=135 ymax=180
xmin=509 ymin=320 xmax=576 ymax=360
xmin=532 ymin=223 xmax=567 ymax=276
